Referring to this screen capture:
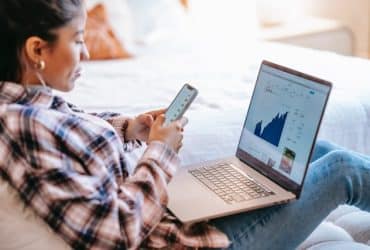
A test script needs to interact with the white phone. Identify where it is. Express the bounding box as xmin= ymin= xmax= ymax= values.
xmin=165 ymin=83 xmax=198 ymax=125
